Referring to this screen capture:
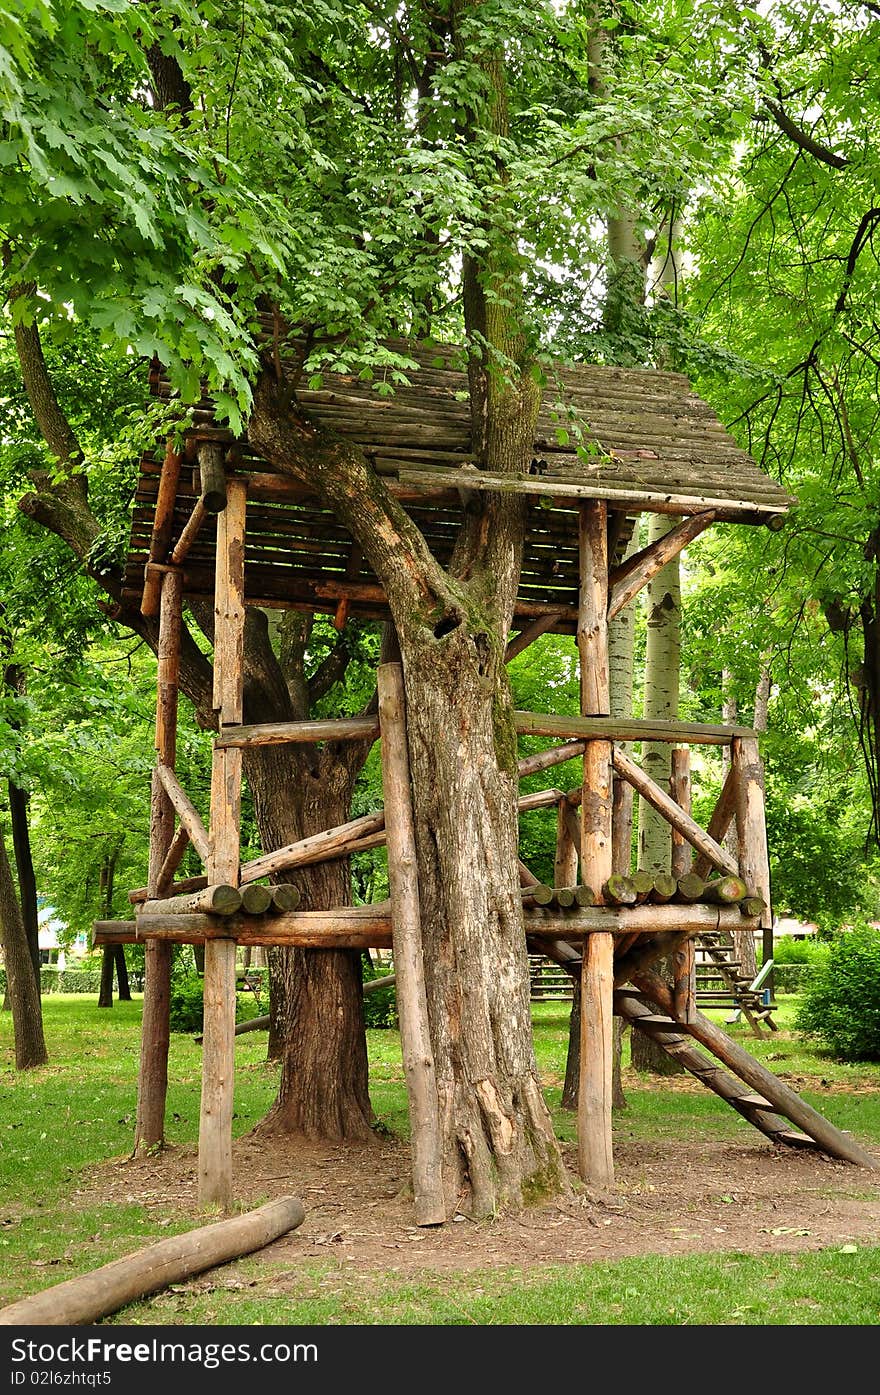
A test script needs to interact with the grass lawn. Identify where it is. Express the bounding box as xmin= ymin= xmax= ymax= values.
xmin=2 ymin=992 xmax=880 ymax=1325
